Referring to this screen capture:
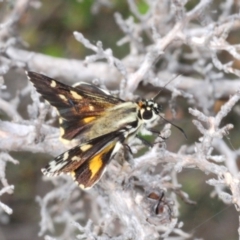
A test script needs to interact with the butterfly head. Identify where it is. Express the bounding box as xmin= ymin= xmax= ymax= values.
xmin=137 ymin=99 xmax=162 ymax=122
